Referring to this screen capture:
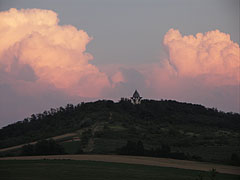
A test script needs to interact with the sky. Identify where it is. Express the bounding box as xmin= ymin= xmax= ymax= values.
xmin=0 ymin=0 xmax=239 ymax=127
